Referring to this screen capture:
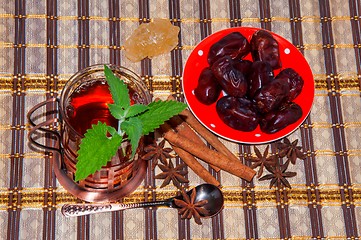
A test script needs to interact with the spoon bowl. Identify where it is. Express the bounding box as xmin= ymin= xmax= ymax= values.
xmin=172 ymin=183 xmax=224 ymax=218
xmin=62 ymin=183 xmax=224 ymax=218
